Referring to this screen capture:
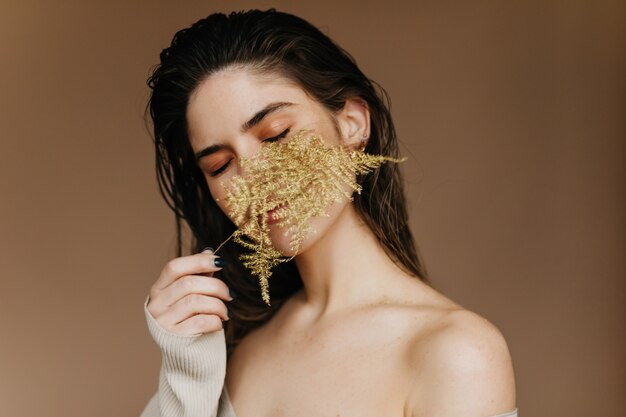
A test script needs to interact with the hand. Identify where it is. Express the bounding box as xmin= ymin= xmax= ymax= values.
xmin=146 ymin=248 xmax=233 ymax=335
